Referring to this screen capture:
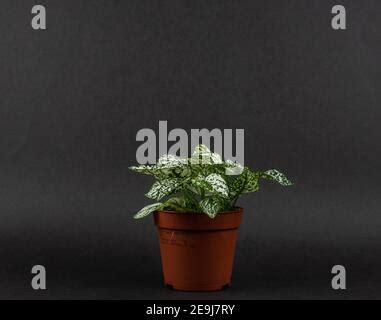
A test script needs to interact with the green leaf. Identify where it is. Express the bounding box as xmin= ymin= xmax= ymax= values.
xmin=130 ymin=155 xmax=188 ymax=178
xmin=243 ymin=170 xmax=260 ymax=192
xmin=191 ymin=144 xmax=223 ymax=165
xmin=163 ymin=196 xmax=194 ymax=212
xmin=224 ymin=160 xmax=244 ymax=175
xmin=146 ymin=178 xmax=180 ymax=200
xmin=199 ymin=197 xmax=222 ymax=218
xmin=229 ymin=167 xmax=259 ymax=196
xmin=129 ymin=164 xmax=172 ymax=179
xmin=262 ymin=169 xmax=292 ymax=186
xmin=192 ymin=144 xmax=211 ymax=155
xmin=205 ymin=173 xmax=229 ymax=197
xmin=129 ymin=165 xmax=158 ymax=175
xmin=134 ymin=203 xmax=163 ymax=219
xmin=229 ymin=170 xmax=246 ymax=197
xmin=157 ymin=154 xmax=188 ymax=168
